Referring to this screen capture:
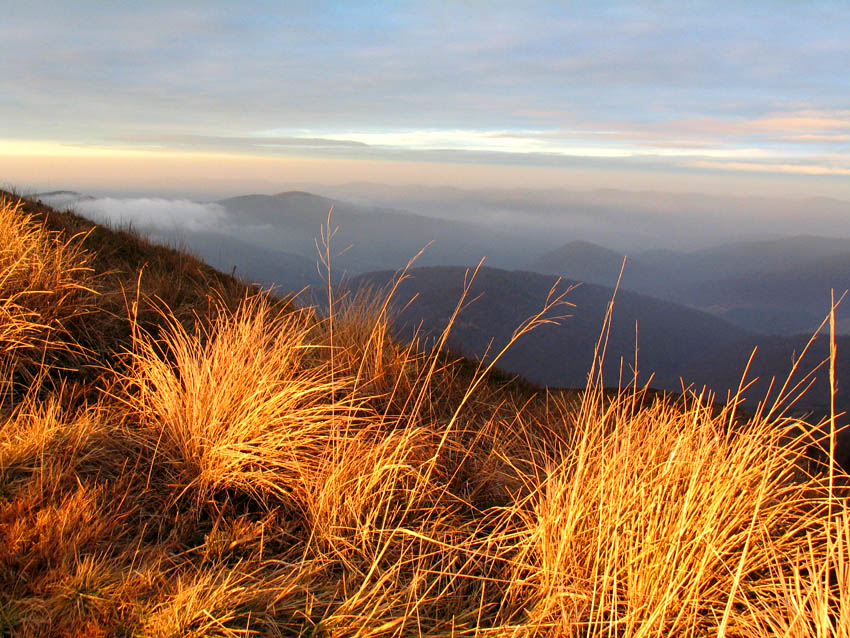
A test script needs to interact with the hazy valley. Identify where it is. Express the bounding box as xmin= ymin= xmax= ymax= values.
xmin=37 ymin=186 xmax=850 ymax=417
